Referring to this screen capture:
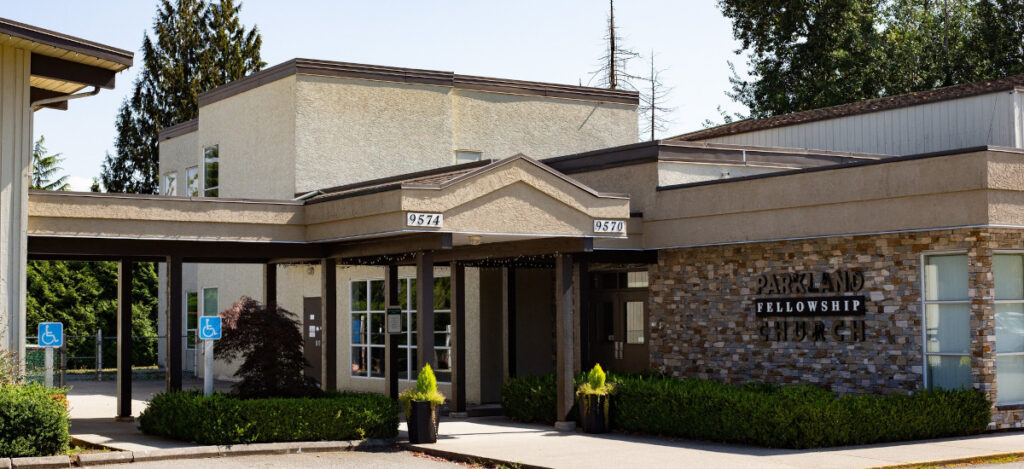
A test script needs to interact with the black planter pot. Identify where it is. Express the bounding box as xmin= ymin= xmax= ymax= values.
xmin=407 ymin=401 xmax=439 ymax=444
xmin=578 ymin=394 xmax=610 ymax=434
